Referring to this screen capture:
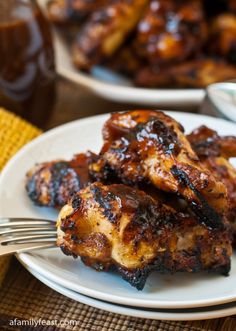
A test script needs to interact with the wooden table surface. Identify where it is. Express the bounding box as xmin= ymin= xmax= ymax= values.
xmin=42 ymin=78 xmax=200 ymax=130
